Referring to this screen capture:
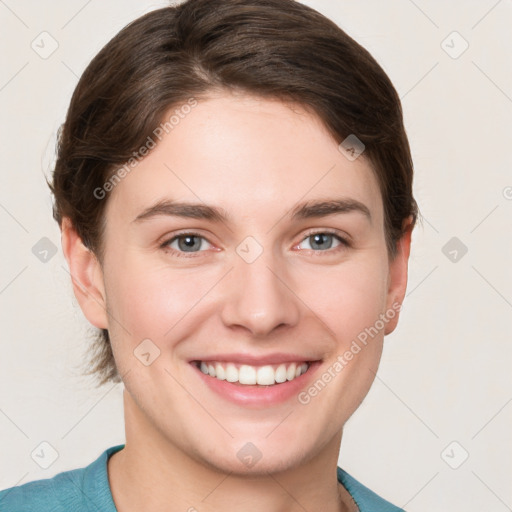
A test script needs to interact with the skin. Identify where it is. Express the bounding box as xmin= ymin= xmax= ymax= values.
xmin=61 ymin=90 xmax=412 ymax=512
